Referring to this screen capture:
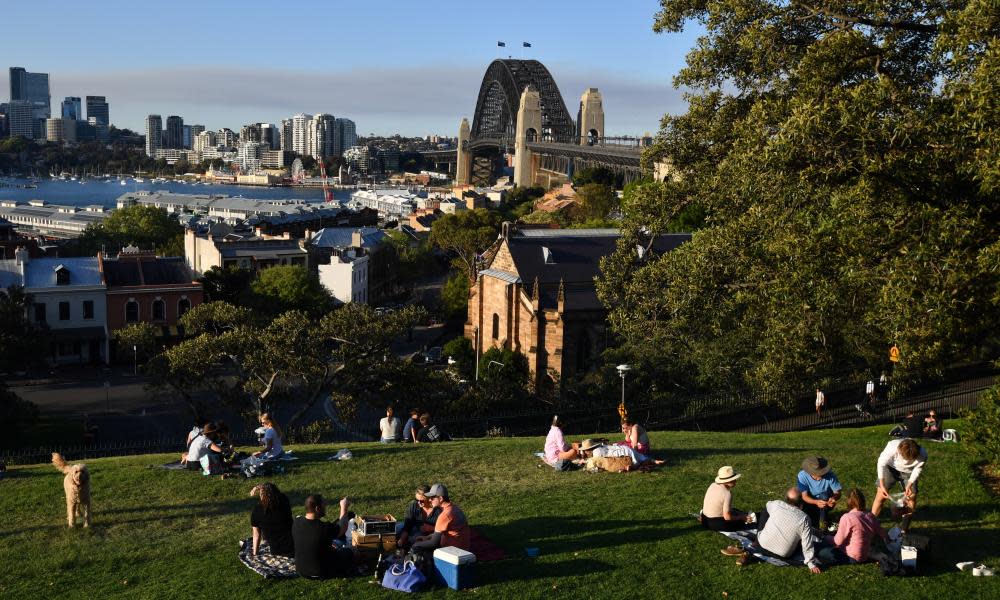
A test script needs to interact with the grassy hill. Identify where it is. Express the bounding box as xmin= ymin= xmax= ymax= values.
xmin=1 ymin=426 xmax=998 ymax=599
